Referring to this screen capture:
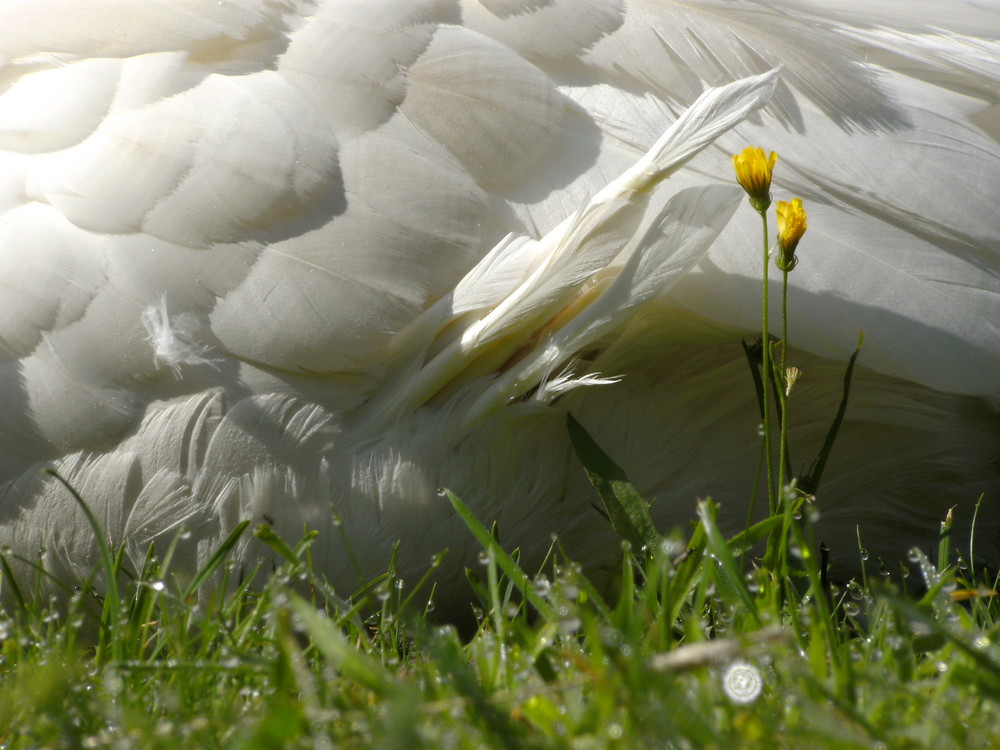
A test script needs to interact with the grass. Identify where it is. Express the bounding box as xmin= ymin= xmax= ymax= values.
xmin=1 ymin=460 xmax=998 ymax=748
